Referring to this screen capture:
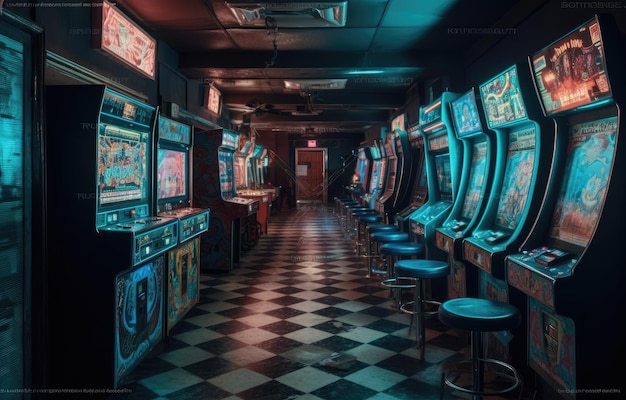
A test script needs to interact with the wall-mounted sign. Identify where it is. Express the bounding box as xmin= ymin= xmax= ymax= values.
xmin=205 ymin=84 xmax=222 ymax=116
xmin=93 ymin=1 xmax=156 ymax=79
xmin=307 ymin=140 xmax=317 ymax=147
